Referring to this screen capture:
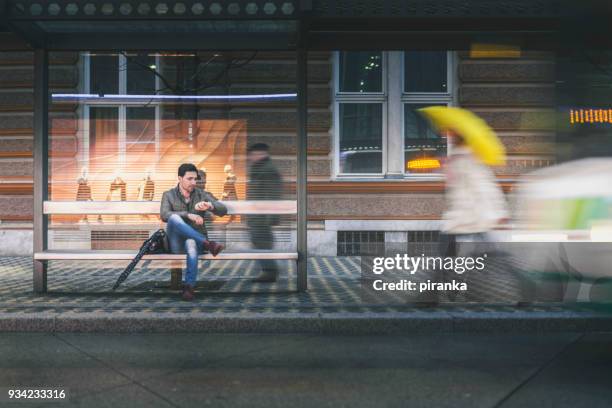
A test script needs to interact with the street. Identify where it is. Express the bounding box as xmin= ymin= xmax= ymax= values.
xmin=1 ymin=332 xmax=611 ymax=407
